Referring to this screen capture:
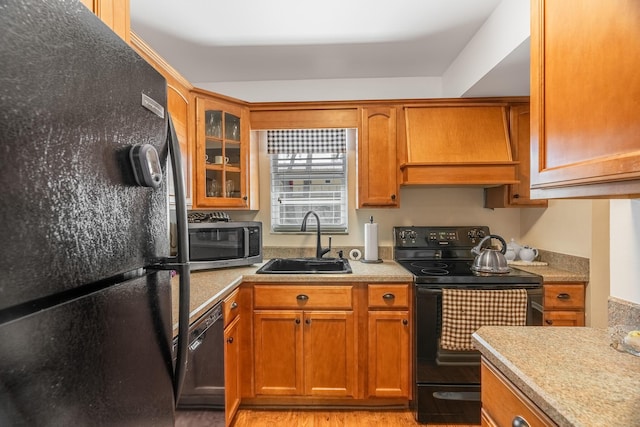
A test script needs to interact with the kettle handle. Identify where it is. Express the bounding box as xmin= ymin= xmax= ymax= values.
xmin=473 ymin=234 xmax=507 ymax=254
xmin=489 ymin=235 xmax=507 ymax=254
